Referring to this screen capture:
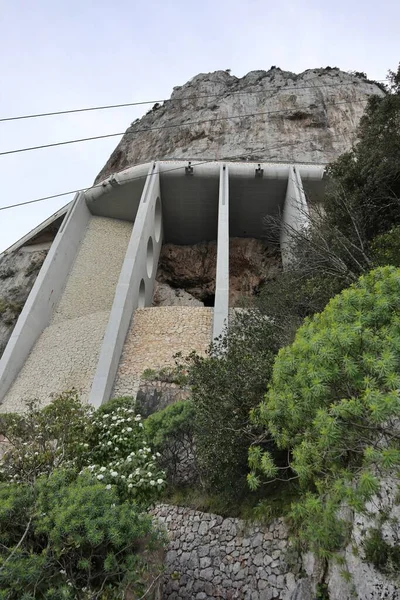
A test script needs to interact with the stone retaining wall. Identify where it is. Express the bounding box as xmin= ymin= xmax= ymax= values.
xmin=151 ymin=504 xmax=301 ymax=600
xmin=113 ymin=307 xmax=213 ymax=398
